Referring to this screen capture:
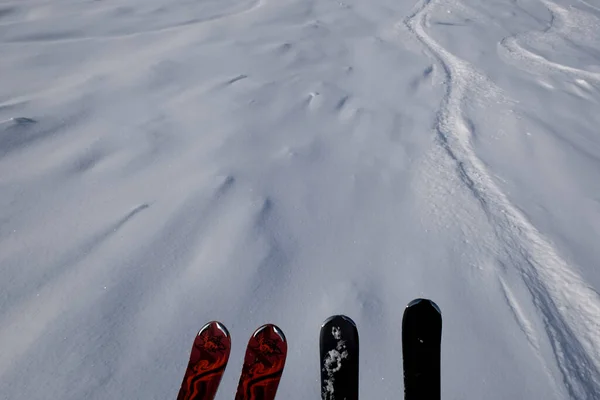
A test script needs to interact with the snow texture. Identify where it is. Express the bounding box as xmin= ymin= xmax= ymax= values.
xmin=1 ymin=0 xmax=600 ymax=398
